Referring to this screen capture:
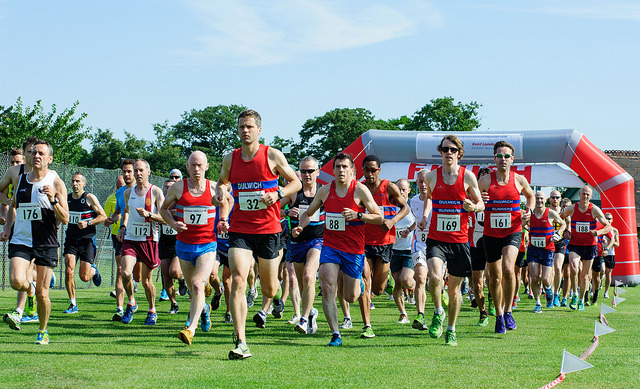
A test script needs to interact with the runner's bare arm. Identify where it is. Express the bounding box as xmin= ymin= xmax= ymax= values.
xmin=591 ymin=206 xmax=612 ymax=236
xmin=49 ymin=177 xmax=69 ymax=224
xmin=160 ymin=181 xmax=187 ymax=232
xmin=352 ymin=183 xmax=383 ymax=225
xmin=384 ymin=181 xmax=410 ymax=230
xmin=292 ymin=185 xmax=328 ymax=238
xmin=215 ymin=153 xmax=233 ymax=204
xmin=80 ymin=193 xmax=107 ymax=228
xmin=464 ymin=170 xmax=485 ymax=212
